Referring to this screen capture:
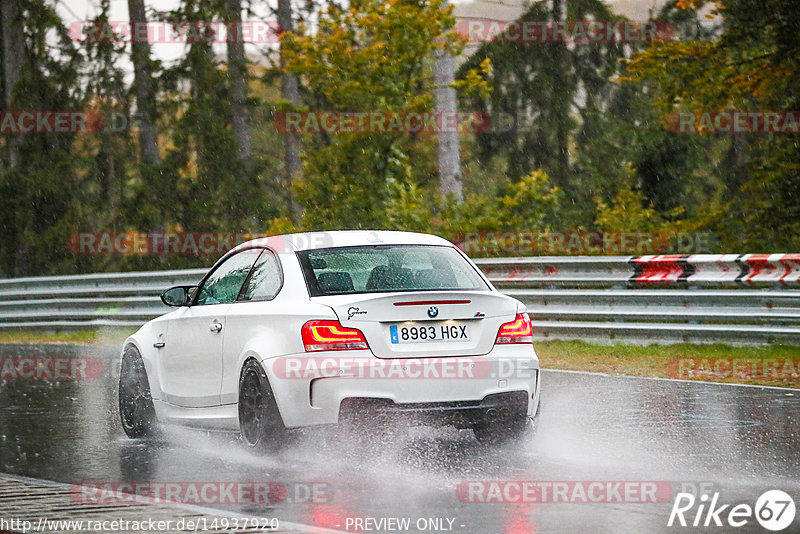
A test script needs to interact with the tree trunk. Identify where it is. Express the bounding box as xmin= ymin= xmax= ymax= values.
xmin=1 ymin=0 xmax=23 ymax=167
xmin=225 ymin=0 xmax=252 ymax=169
xmin=434 ymin=51 xmax=462 ymax=200
xmin=1 ymin=0 xmax=28 ymax=275
xmin=550 ymin=0 xmax=571 ymax=190
xmin=127 ymin=0 xmax=160 ymax=165
xmin=277 ymin=0 xmax=301 ymax=217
